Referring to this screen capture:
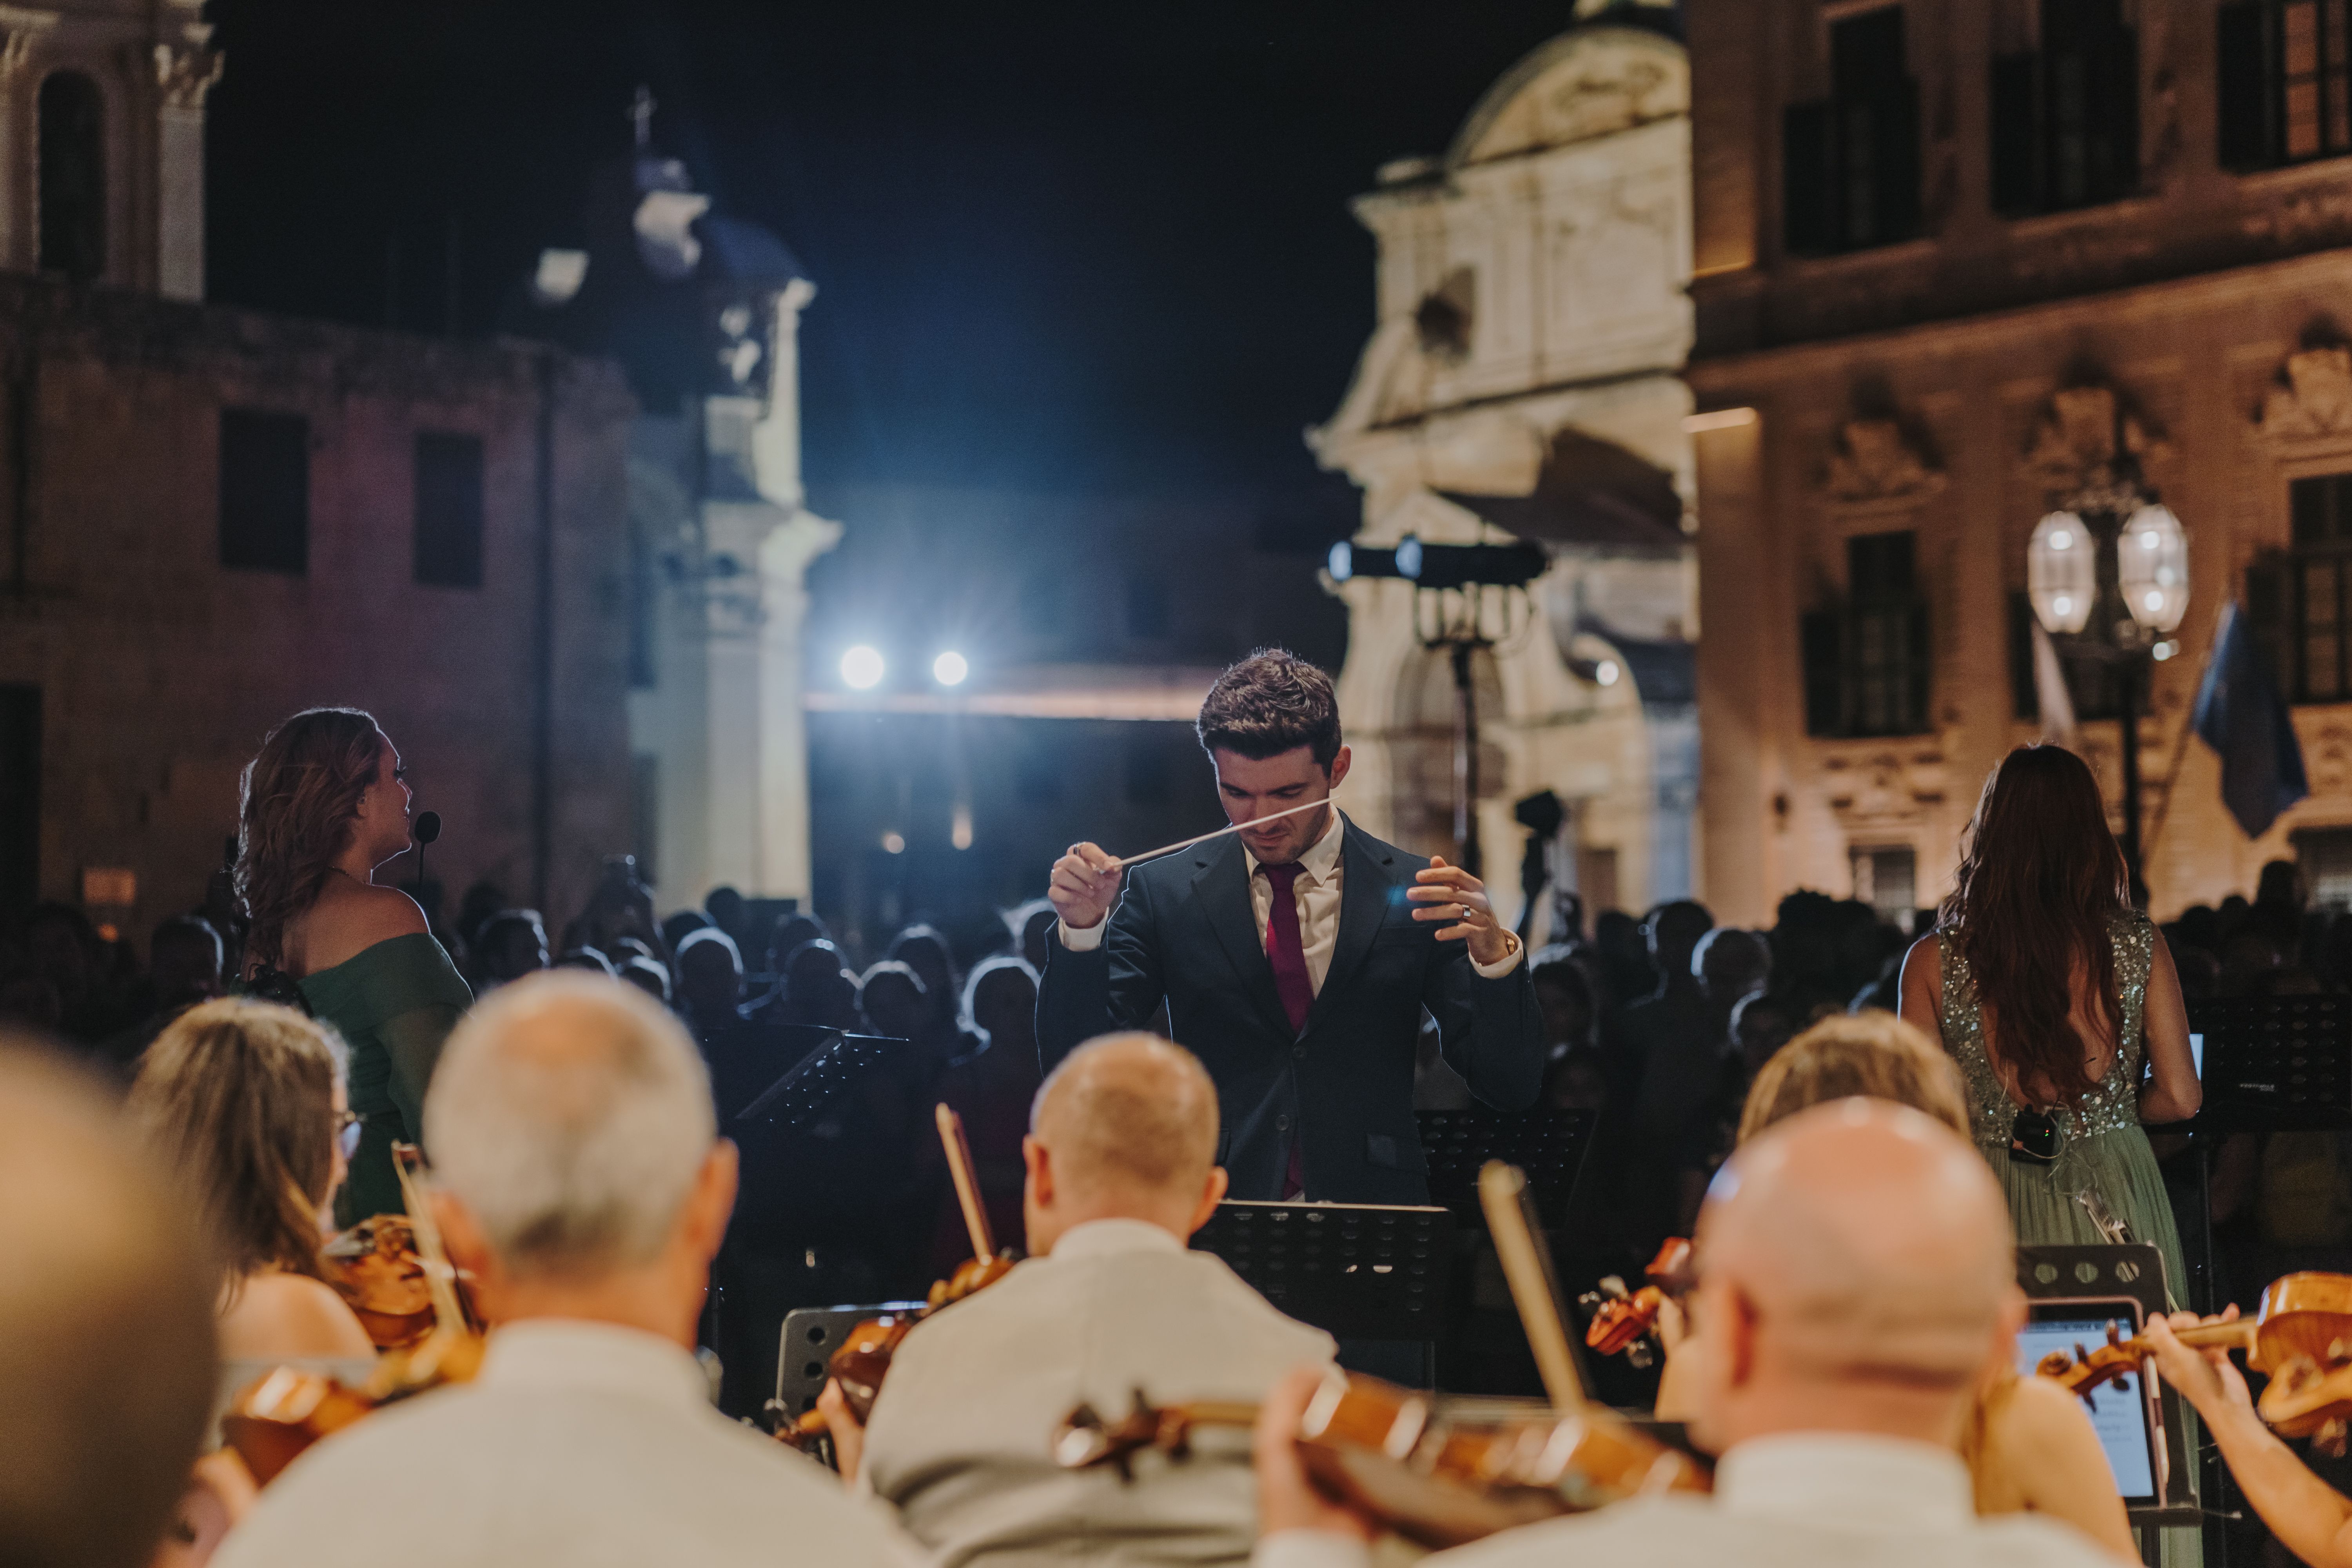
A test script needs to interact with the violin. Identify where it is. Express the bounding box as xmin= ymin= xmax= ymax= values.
xmin=2034 ymin=1272 xmax=2352 ymax=1448
xmin=223 ymin=1143 xmax=485 ymax=1483
xmin=319 ymin=1213 xmax=484 ymax=1350
xmin=782 ymin=1103 xmax=1018 ymax=1447
xmin=1058 ymin=1369 xmax=1707 ymax=1549
xmin=1058 ymin=1163 xmax=1708 ymax=1548
xmin=1579 ymin=1238 xmax=1693 ymax=1368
